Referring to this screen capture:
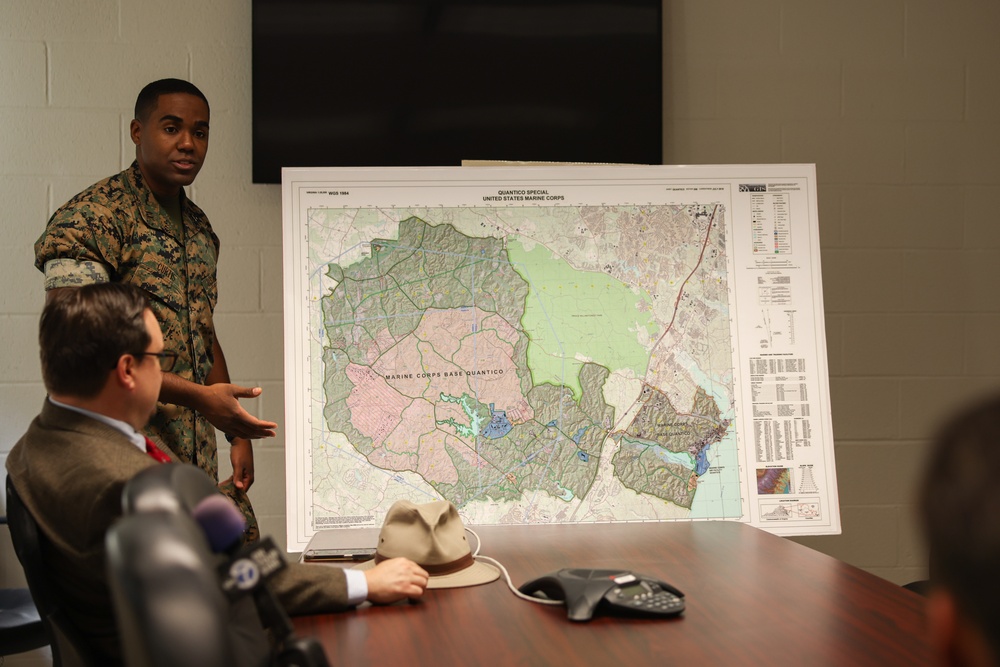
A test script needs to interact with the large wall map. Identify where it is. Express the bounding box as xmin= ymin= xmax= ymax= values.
xmin=282 ymin=166 xmax=840 ymax=550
